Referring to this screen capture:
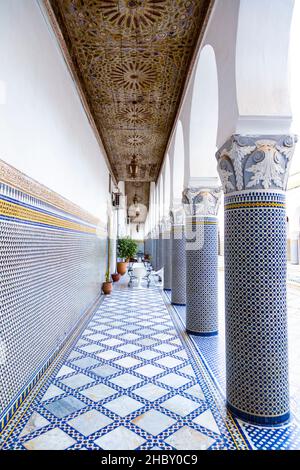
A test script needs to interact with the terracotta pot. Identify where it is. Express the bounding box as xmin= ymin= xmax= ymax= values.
xmin=102 ymin=281 xmax=113 ymax=295
xmin=112 ymin=273 xmax=121 ymax=282
xmin=117 ymin=261 xmax=128 ymax=275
